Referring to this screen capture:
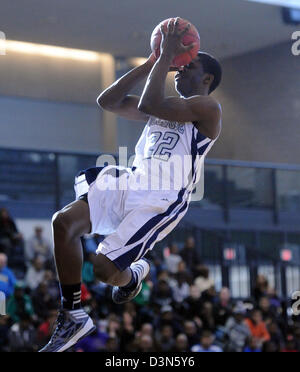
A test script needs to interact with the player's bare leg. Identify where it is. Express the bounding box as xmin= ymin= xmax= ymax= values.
xmin=39 ymin=199 xmax=96 ymax=352
xmin=40 ymin=198 xmax=149 ymax=352
xmin=93 ymin=253 xmax=150 ymax=304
